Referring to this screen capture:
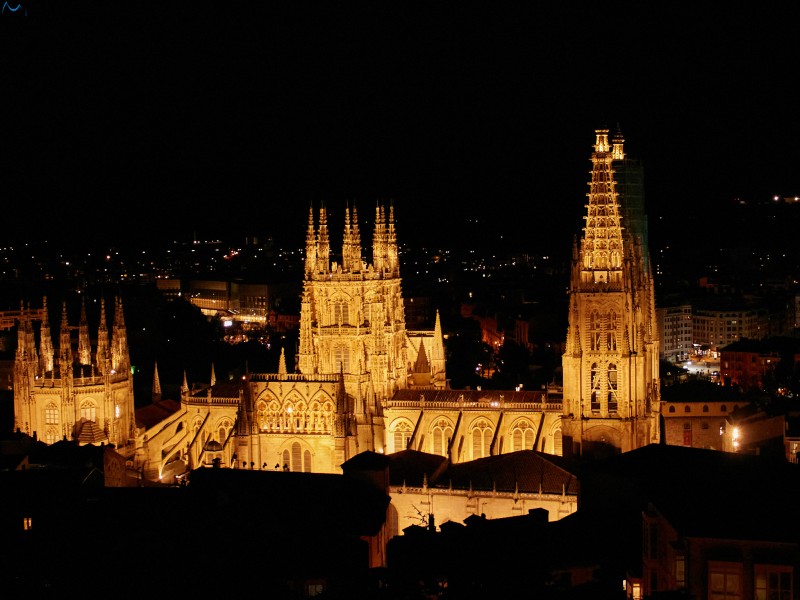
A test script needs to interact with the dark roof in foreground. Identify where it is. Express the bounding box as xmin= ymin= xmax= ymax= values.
xmin=581 ymin=443 xmax=800 ymax=542
xmin=386 ymin=449 xmax=580 ymax=495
